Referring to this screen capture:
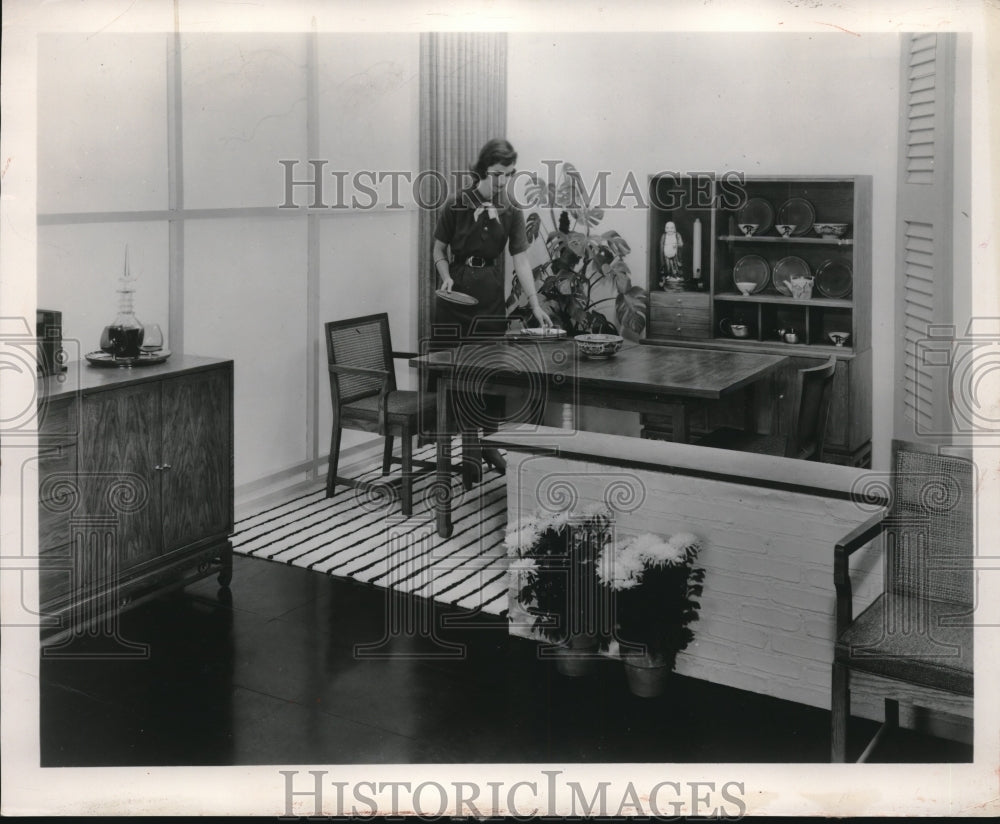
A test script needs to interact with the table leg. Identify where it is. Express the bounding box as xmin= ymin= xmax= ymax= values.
xmin=668 ymin=402 xmax=689 ymax=443
xmin=436 ymin=377 xmax=453 ymax=538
